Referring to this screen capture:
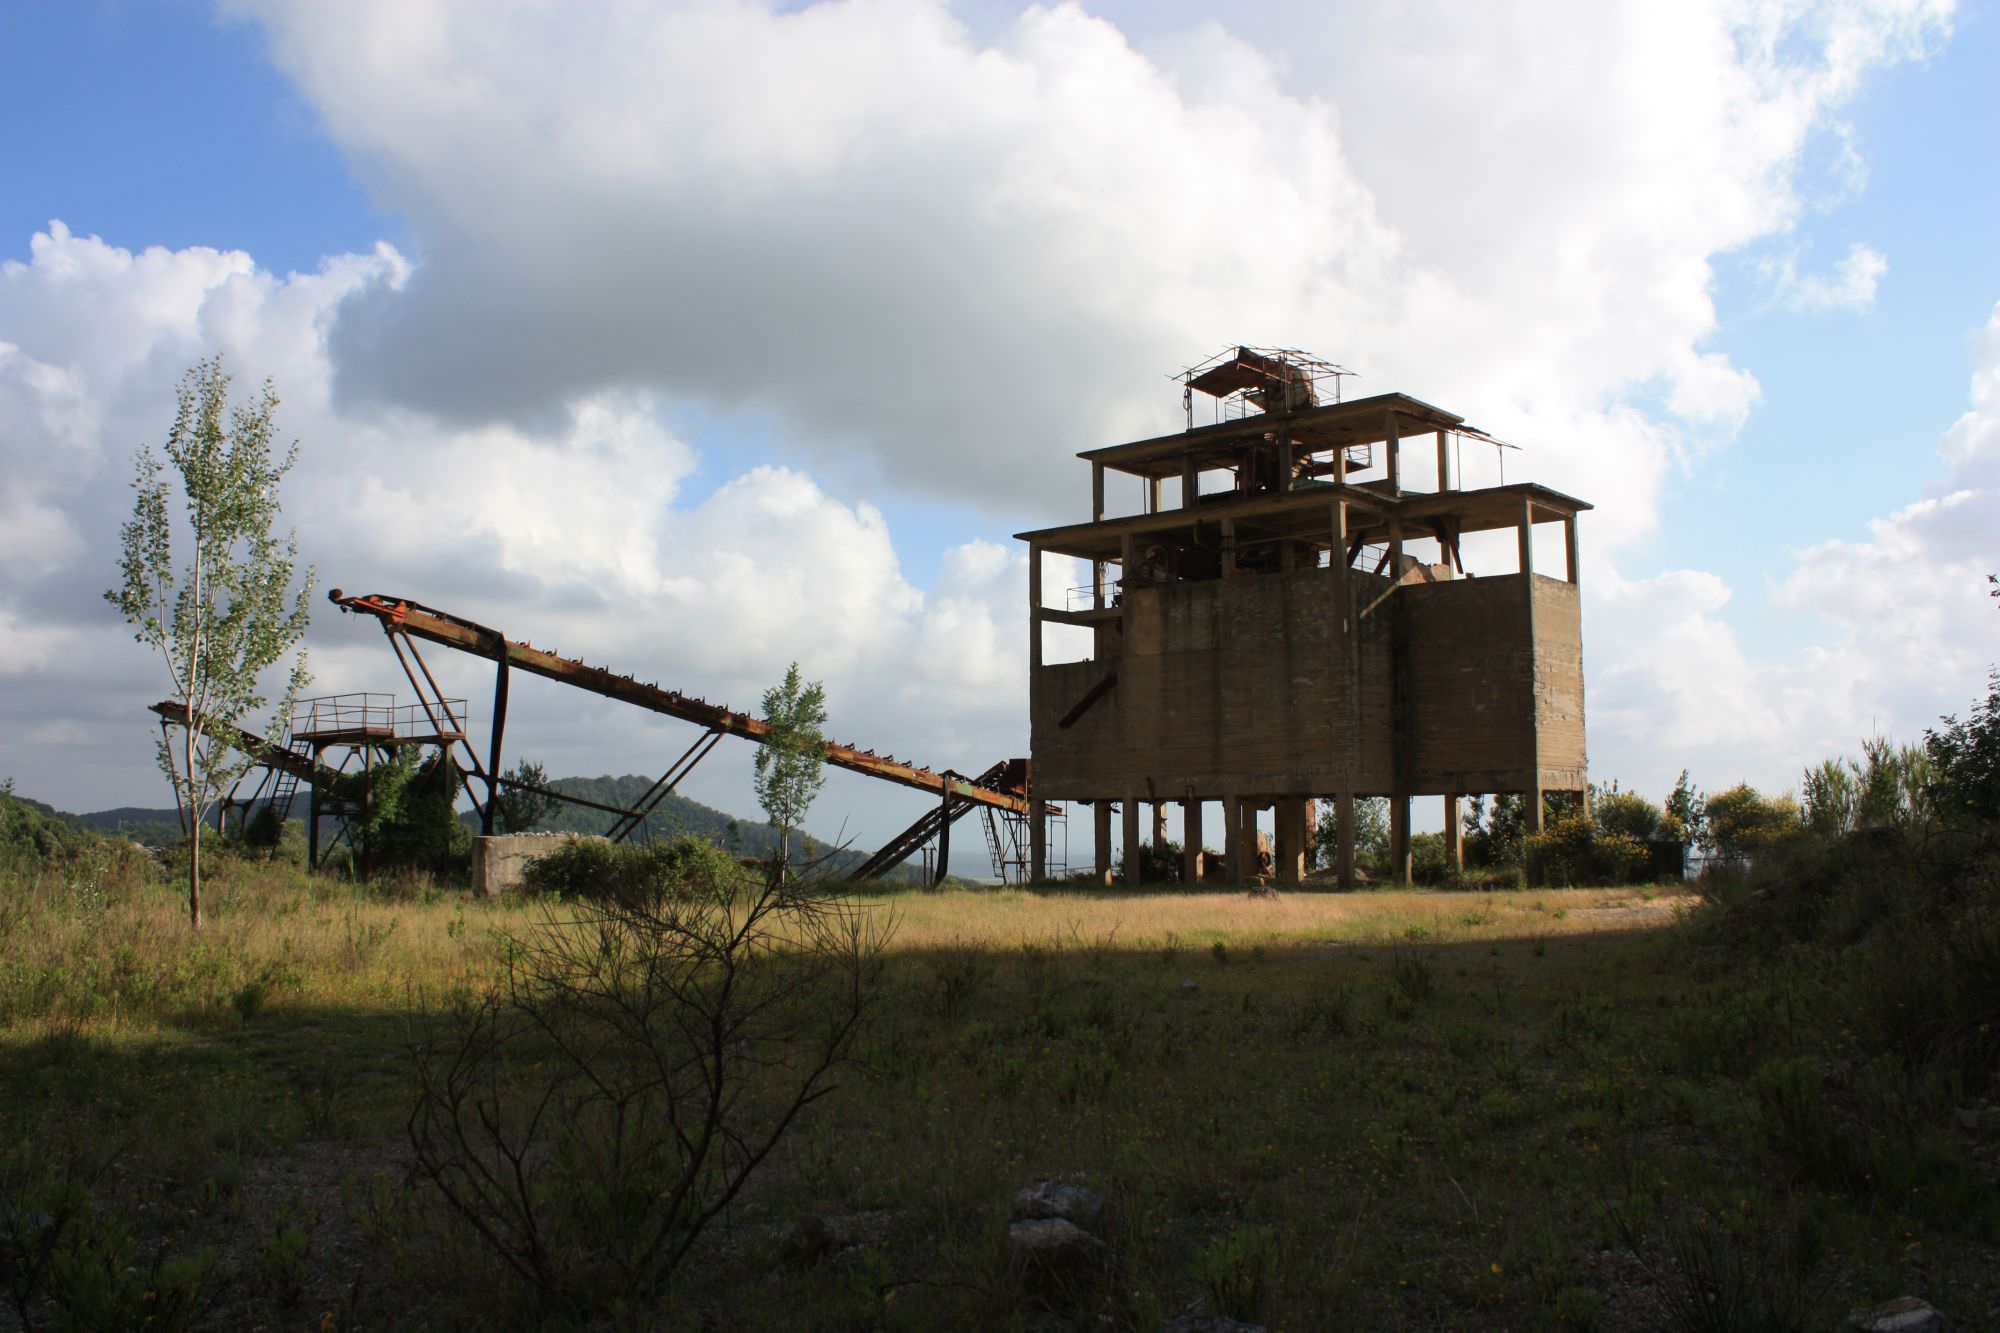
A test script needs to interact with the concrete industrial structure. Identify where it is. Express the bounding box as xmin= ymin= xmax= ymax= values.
xmin=1015 ymin=347 xmax=1590 ymax=887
